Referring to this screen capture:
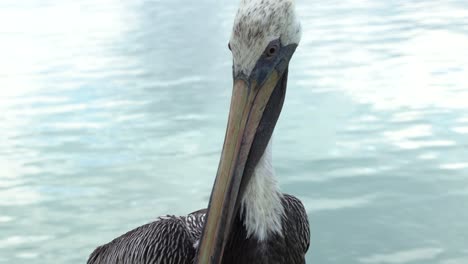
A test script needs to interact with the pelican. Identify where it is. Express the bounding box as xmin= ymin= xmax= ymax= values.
xmin=87 ymin=0 xmax=309 ymax=263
